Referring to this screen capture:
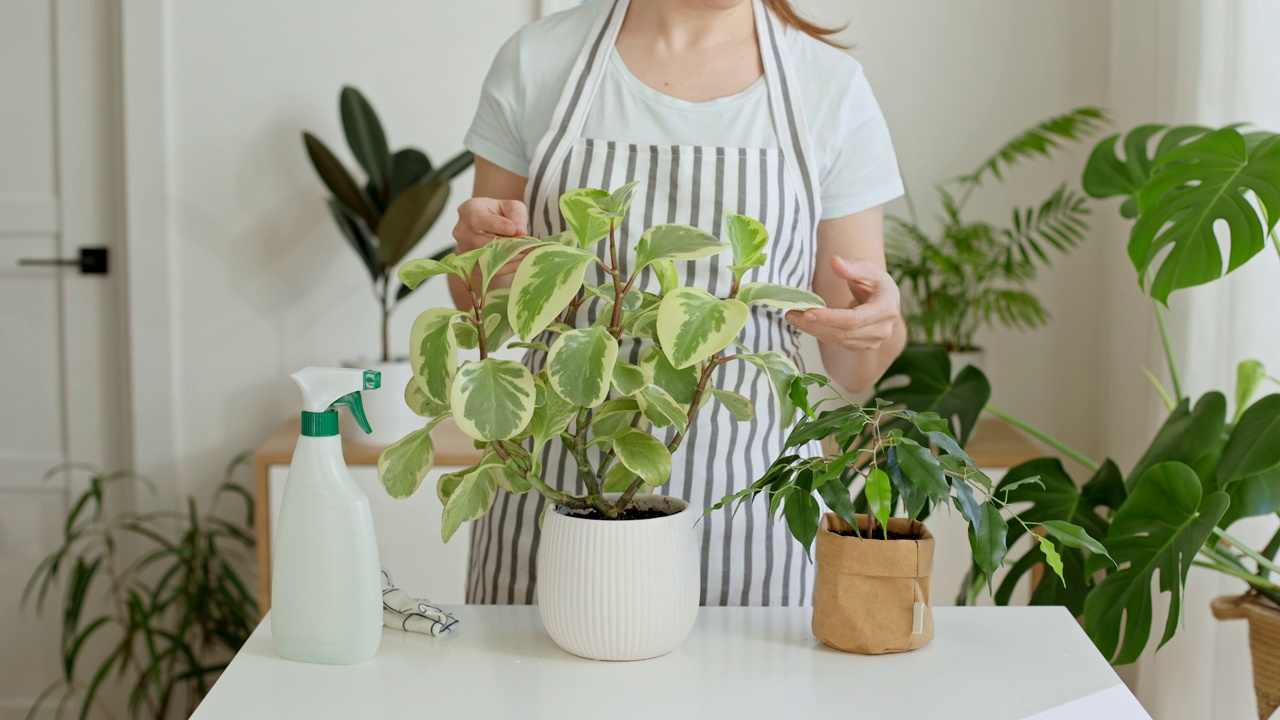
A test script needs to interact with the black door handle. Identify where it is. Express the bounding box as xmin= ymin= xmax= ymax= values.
xmin=18 ymin=246 xmax=109 ymax=275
